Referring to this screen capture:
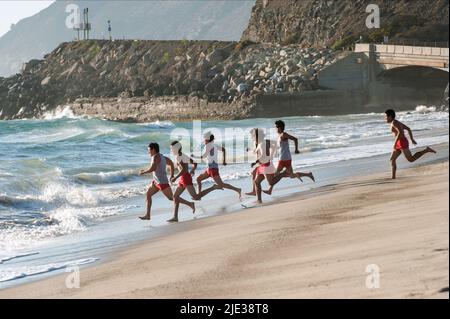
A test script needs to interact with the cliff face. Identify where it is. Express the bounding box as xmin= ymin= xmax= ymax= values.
xmin=242 ymin=0 xmax=449 ymax=47
xmin=0 ymin=39 xmax=336 ymax=120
